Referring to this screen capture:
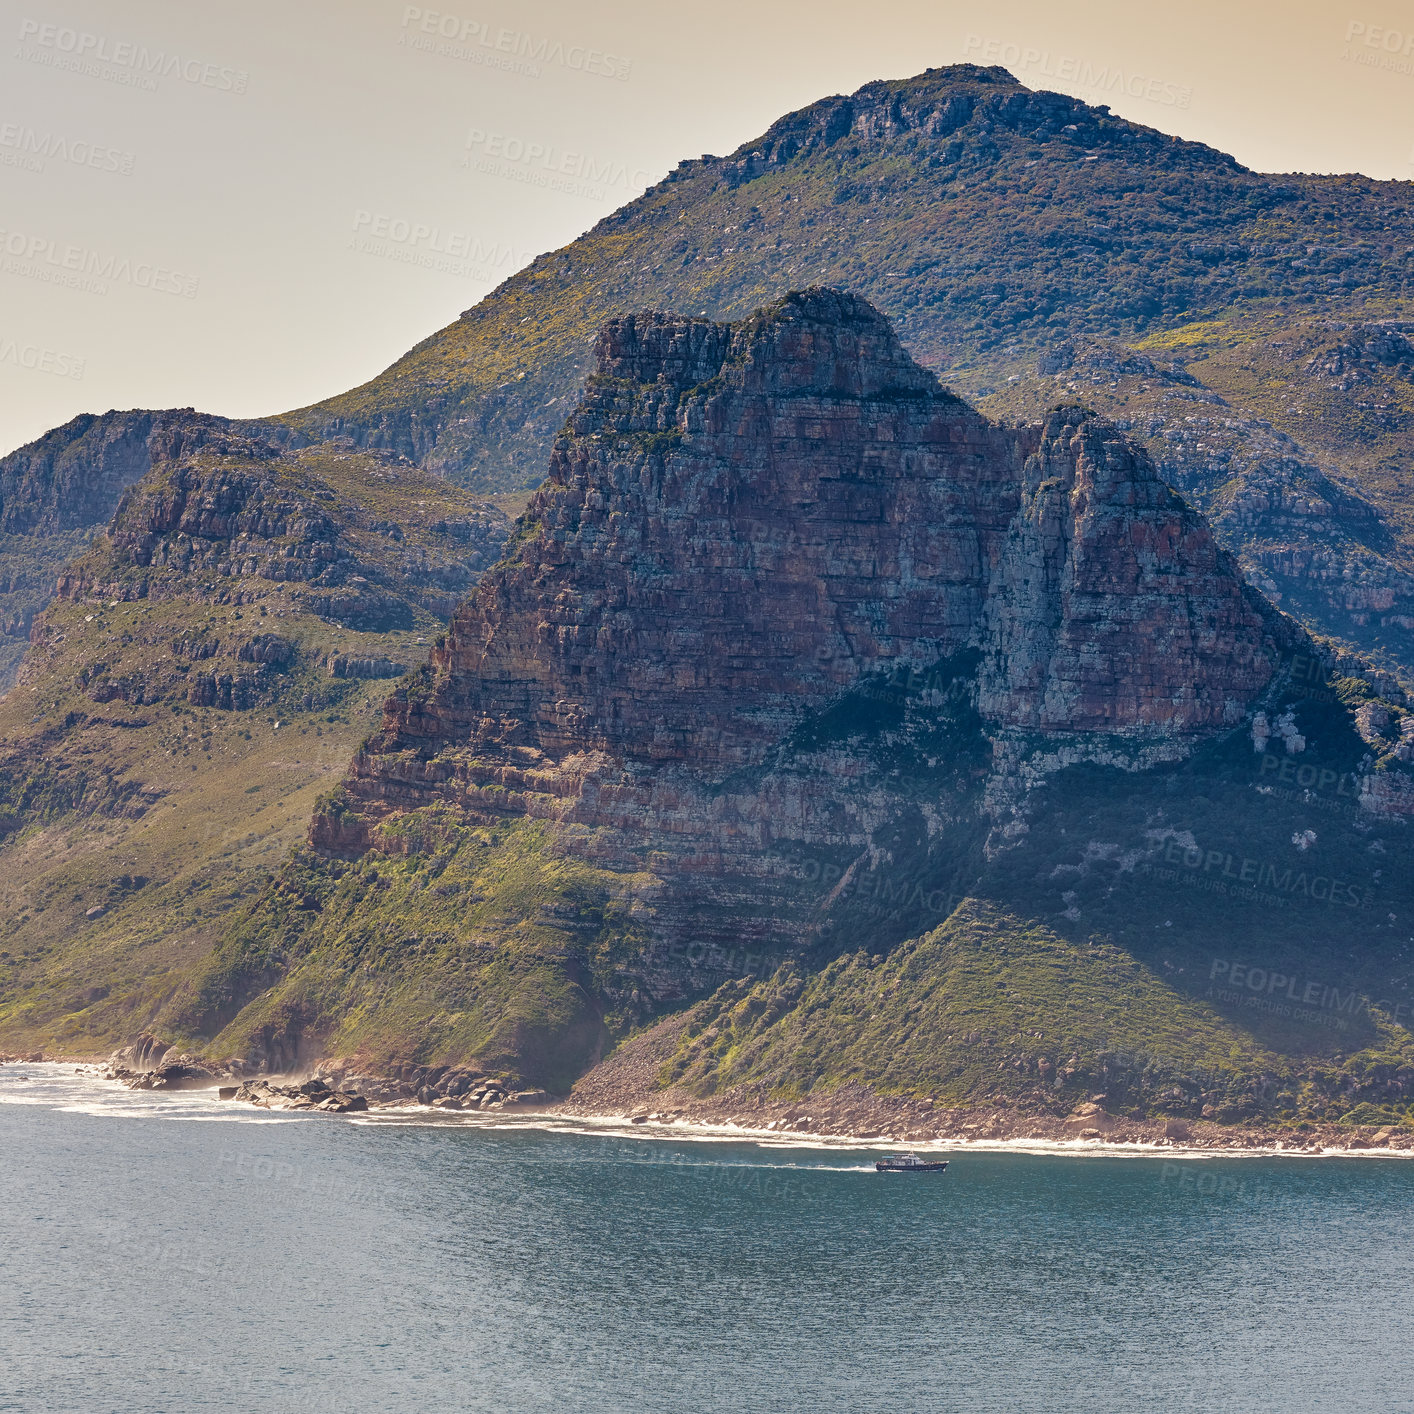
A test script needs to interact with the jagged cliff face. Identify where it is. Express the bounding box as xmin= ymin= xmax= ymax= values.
xmin=984 ymin=329 xmax=1414 ymax=689
xmin=161 ymin=296 xmax=1410 ymax=1110
xmin=309 ymin=293 xmax=1285 ymax=981
xmin=0 ymin=409 xmax=300 ymax=690
xmin=2 ymin=410 xmax=160 ymax=538
xmin=351 ymin=292 xmax=1277 ymax=779
xmin=976 ymin=411 xmax=1281 ymax=733
xmin=376 ymin=292 xmax=1021 ymax=772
